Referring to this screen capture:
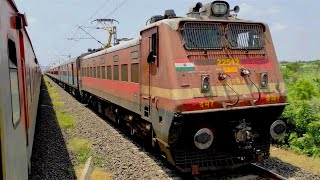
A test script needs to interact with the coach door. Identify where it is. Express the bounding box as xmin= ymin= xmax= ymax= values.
xmin=140 ymin=27 xmax=159 ymax=119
